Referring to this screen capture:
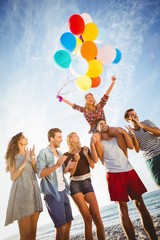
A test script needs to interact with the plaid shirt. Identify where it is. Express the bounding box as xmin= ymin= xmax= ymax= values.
xmin=72 ymin=94 xmax=109 ymax=130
